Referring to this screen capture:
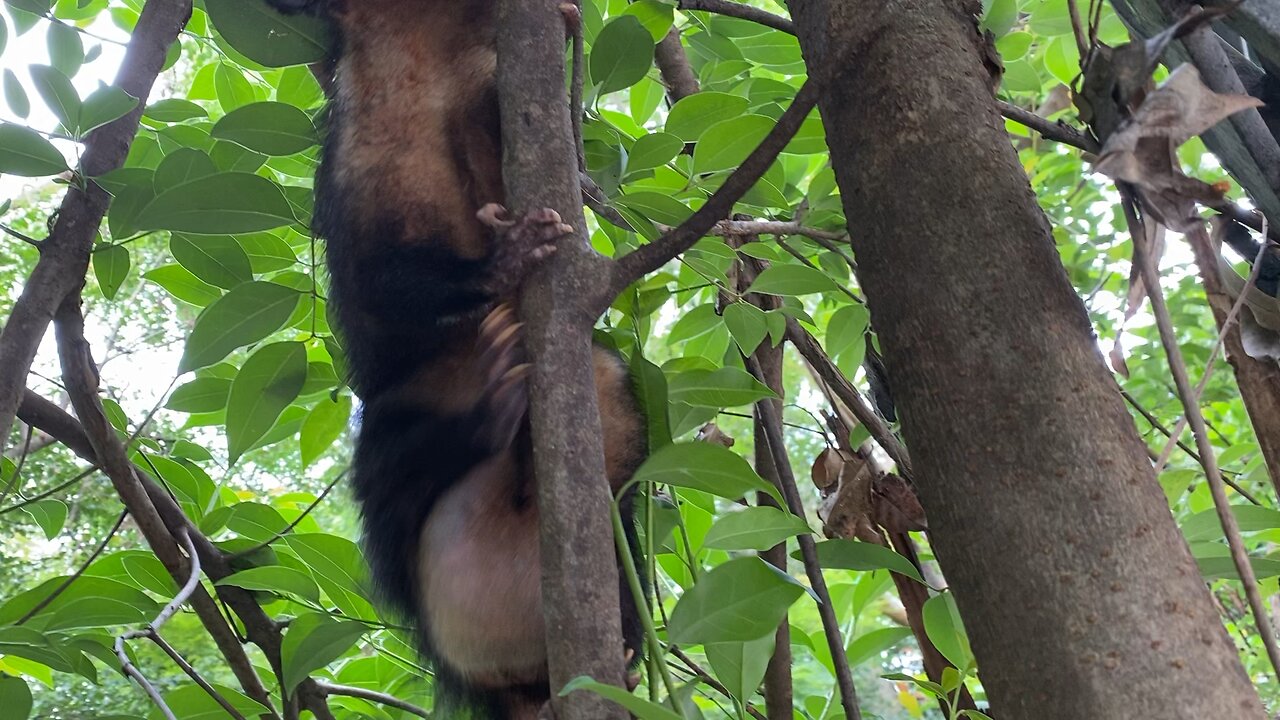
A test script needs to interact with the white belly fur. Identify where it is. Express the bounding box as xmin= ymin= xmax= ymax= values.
xmin=417 ymin=452 xmax=545 ymax=687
